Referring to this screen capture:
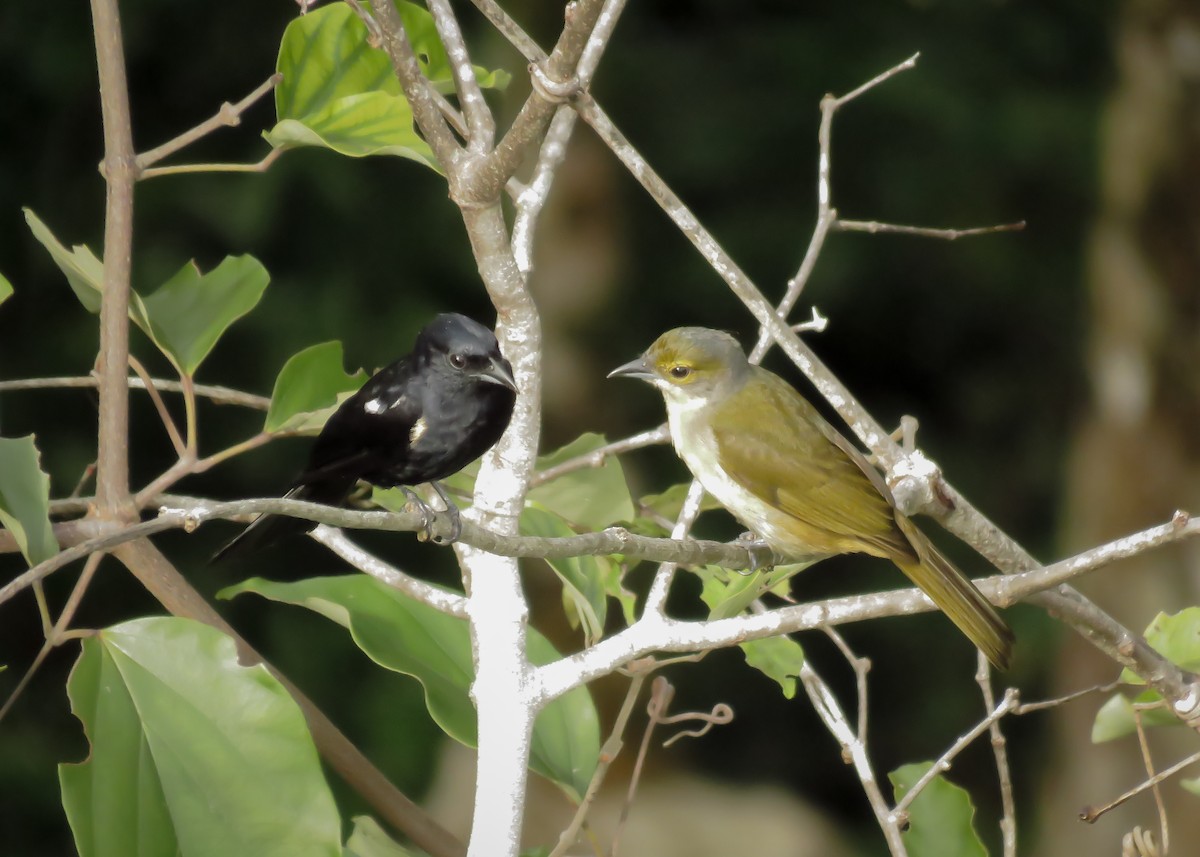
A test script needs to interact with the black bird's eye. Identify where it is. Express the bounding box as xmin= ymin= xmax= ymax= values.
xmin=669 ymin=365 xmax=691 ymax=380
xmin=448 ymin=353 xmax=467 ymax=370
